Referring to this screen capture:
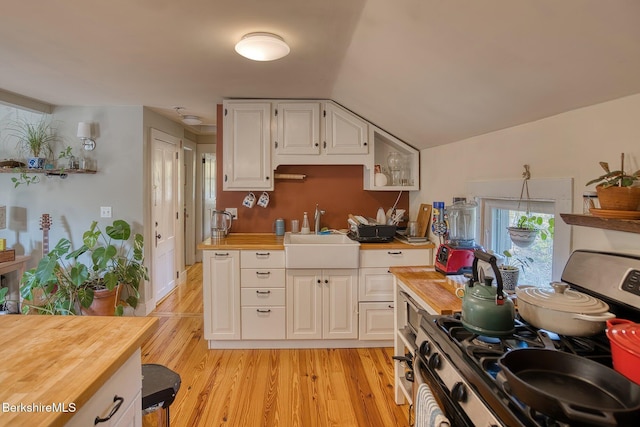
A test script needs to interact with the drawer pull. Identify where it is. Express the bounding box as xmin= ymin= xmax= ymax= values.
xmin=256 ymin=271 xmax=271 ymax=276
xmin=256 ymin=252 xmax=271 ymax=257
xmin=214 ymin=252 xmax=229 ymax=257
xmin=256 ymin=290 xmax=271 ymax=295
xmin=388 ymin=251 xmax=403 ymax=255
xmin=388 ymin=304 xmax=394 ymax=309
xmin=94 ymin=395 xmax=124 ymax=425
xmin=256 ymin=309 xmax=272 ymax=313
